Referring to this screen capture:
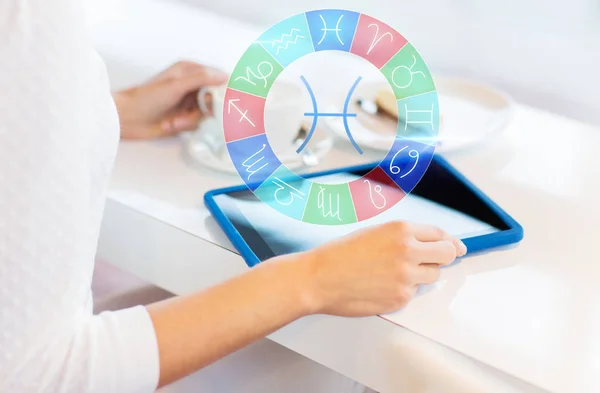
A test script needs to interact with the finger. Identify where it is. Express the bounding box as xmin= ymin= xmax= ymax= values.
xmin=414 ymin=240 xmax=458 ymax=266
xmin=160 ymin=92 xmax=204 ymax=135
xmin=161 ymin=110 xmax=202 ymax=134
xmin=409 ymin=222 xmax=449 ymax=241
xmin=175 ymin=89 xmax=213 ymax=117
xmin=409 ymin=223 xmax=467 ymax=256
xmin=149 ymin=61 xmax=207 ymax=82
xmin=169 ymin=69 xmax=229 ymax=98
xmin=413 ymin=263 xmax=441 ymax=285
xmin=170 ymin=91 xmax=200 ymax=114
xmin=183 ymin=91 xmax=201 ymax=111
